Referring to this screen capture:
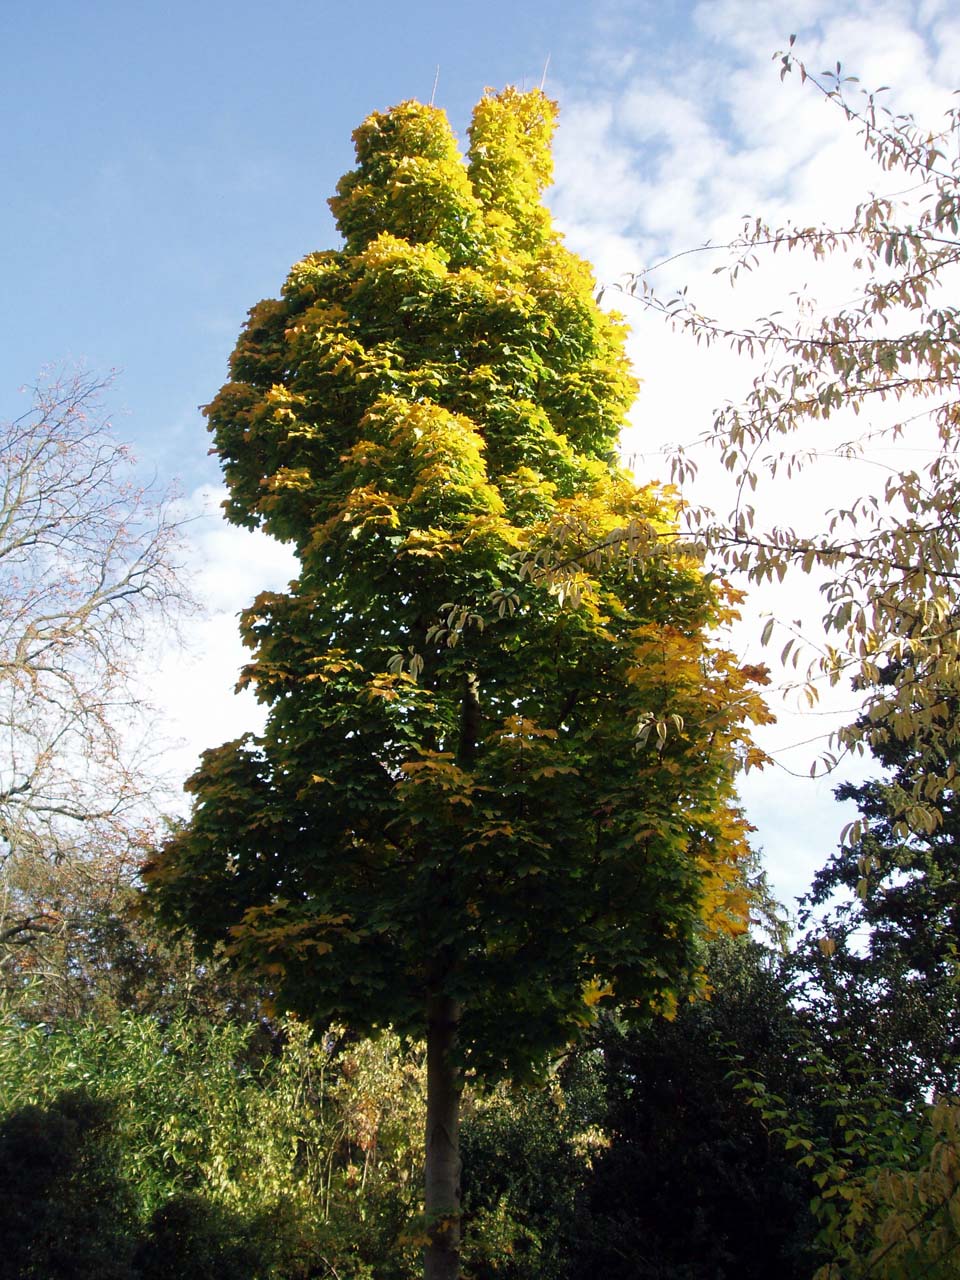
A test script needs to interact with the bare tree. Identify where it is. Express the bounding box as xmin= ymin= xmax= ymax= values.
xmin=0 ymin=368 xmax=188 ymax=1011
